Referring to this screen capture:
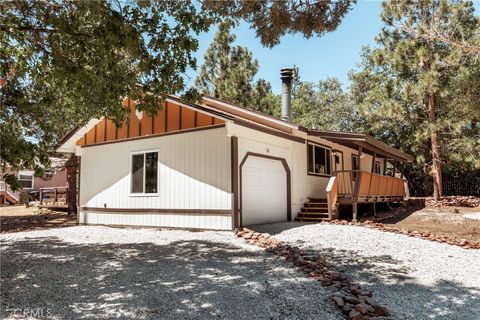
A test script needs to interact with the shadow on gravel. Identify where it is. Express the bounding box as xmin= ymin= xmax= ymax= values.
xmin=0 ymin=236 xmax=339 ymax=320
xmin=256 ymin=222 xmax=480 ymax=320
